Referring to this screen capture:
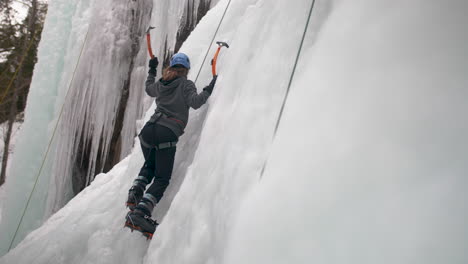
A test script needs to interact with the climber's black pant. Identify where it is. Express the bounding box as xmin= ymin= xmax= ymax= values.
xmin=138 ymin=122 xmax=177 ymax=203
